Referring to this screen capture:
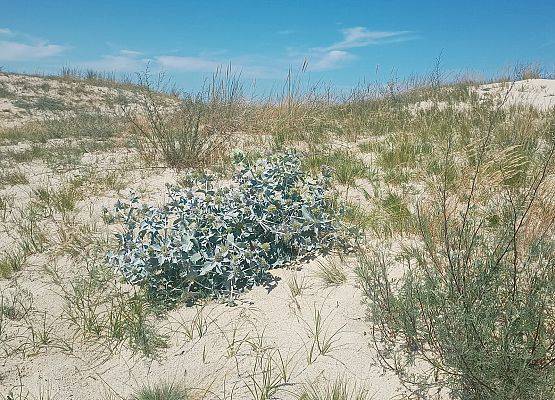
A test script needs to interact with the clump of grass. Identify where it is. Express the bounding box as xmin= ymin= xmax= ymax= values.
xmin=0 ymin=250 xmax=26 ymax=279
xmin=0 ymin=169 xmax=28 ymax=187
xmin=0 ymin=194 xmax=10 ymax=221
xmin=31 ymin=181 xmax=81 ymax=216
xmin=173 ymin=306 xmax=212 ymax=341
xmin=357 ymin=140 xmax=380 ymax=154
xmin=380 ymin=191 xmax=412 ymax=234
xmin=287 ymin=272 xmax=309 ymax=310
xmin=15 ymin=206 xmax=48 ymax=255
xmin=33 ymin=96 xmax=65 ymax=111
xmin=0 ymin=113 xmax=120 ymax=144
xmin=131 ymin=382 xmax=190 ymax=400
xmin=298 ymin=378 xmax=369 ymax=400
xmin=305 ymin=307 xmax=345 ymax=364
xmin=129 ymin=67 xmax=242 ymax=169
xmin=304 ymin=149 xmax=367 ymax=198
xmin=377 ymin=132 xmax=433 ymax=171
xmin=340 ymin=203 xmax=375 ymax=235
xmin=315 ymin=258 xmax=347 ymax=286
xmin=244 ymin=347 xmax=292 ymax=400
xmin=0 ymin=285 xmax=33 ymax=321
xmin=59 ymin=66 xmax=141 ymax=91
xmin=287 ymin=272 xmax=307 ymax=298
xmin=47 ymin=262 xmax=167 ymax=358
